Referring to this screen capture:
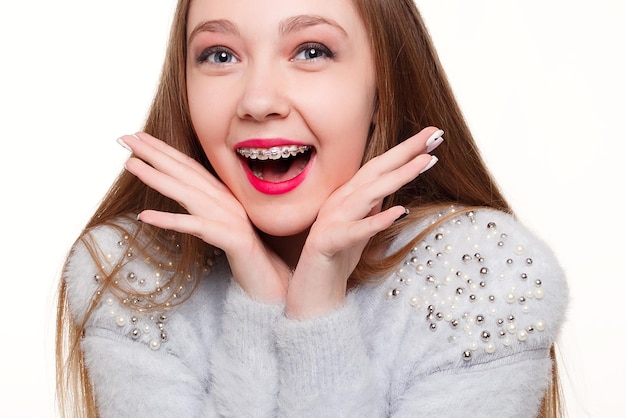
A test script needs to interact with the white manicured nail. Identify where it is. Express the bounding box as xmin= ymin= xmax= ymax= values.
xmin=420 ymin=155 xmax=438 ymax=174
xmin=117 ymin=137 xmax=132 ymax=152
xmin=425 ymin=129 xmax=444 ymax=153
